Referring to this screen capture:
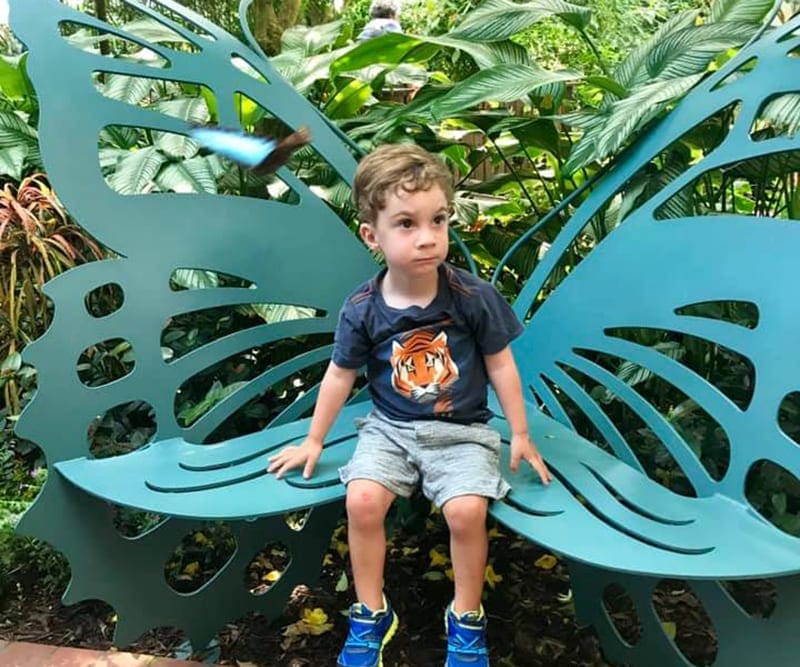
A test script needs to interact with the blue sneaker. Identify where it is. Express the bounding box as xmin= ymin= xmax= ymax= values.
xmin=445 ymin=603 xmax=489 ymax=666
xmin=337 ymin=596 xmax=399 ymax=667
